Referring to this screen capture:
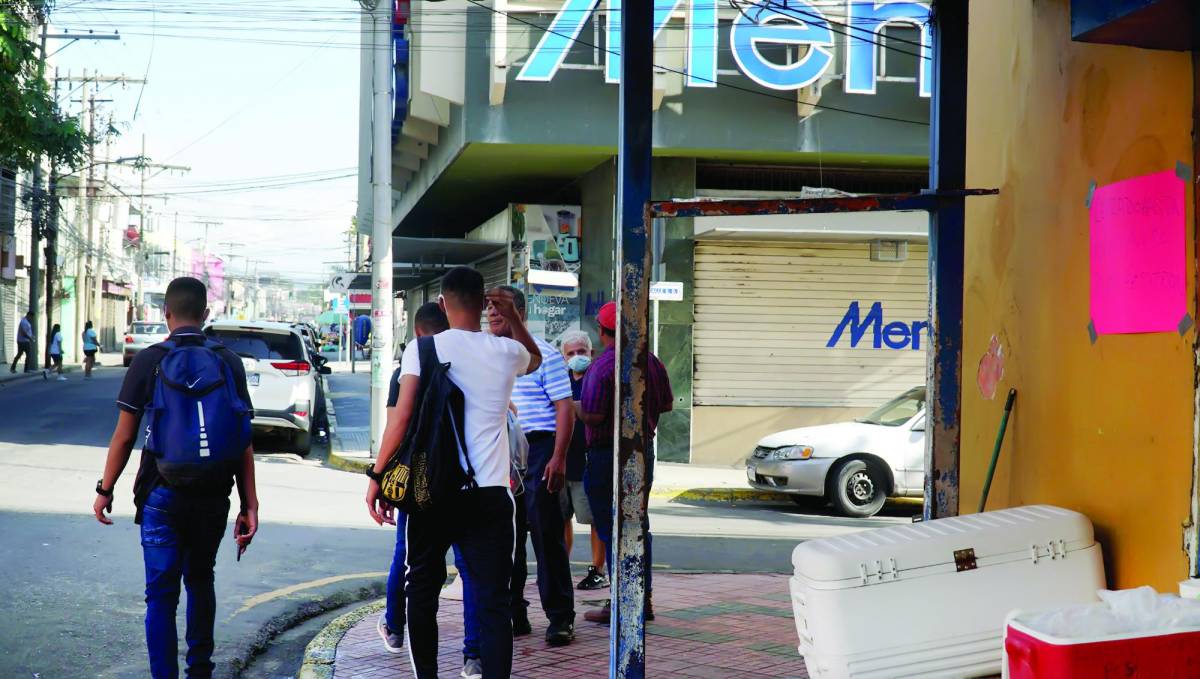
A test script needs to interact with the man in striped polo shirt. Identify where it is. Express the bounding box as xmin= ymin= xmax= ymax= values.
xmin=487 ymin=285 xmax=576 ymax=647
